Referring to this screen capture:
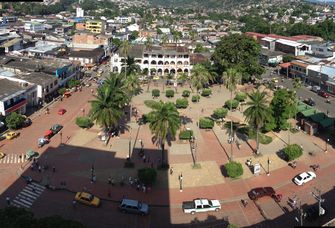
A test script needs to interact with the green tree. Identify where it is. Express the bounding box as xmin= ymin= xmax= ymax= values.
xmin=243 ymin=90 xmax=271 ymax=154
xmin=67 ymin=78 xmax=80 ymax=88
xmin=120 ymin=40 xmax=130 ymax=79
xmin=194 ymin=43 xmax=209 ymax=53
xmin=190 ymin=64 xmax=213 ymax=94
xmin=89 ymin=74 xmax=129 ymax=131
xmin=269 ymin=89 xmax=296 ymax=131
xmin=212 ymin=34 xmax=264 ymax=81
xmin=223 ymin=68 xmax=241 ymax=160
xmin=225 ymin=161 xmax=243 ymax=178
xmin=5 ymin=112 xmax=26 ymax=130
xmin=145 ymin=101 xmax=180 ymax=167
